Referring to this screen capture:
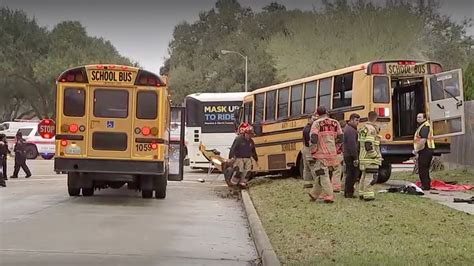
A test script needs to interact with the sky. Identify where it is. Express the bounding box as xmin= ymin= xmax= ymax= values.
xmin=1 ymin=0 xmax=473 ymax=74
